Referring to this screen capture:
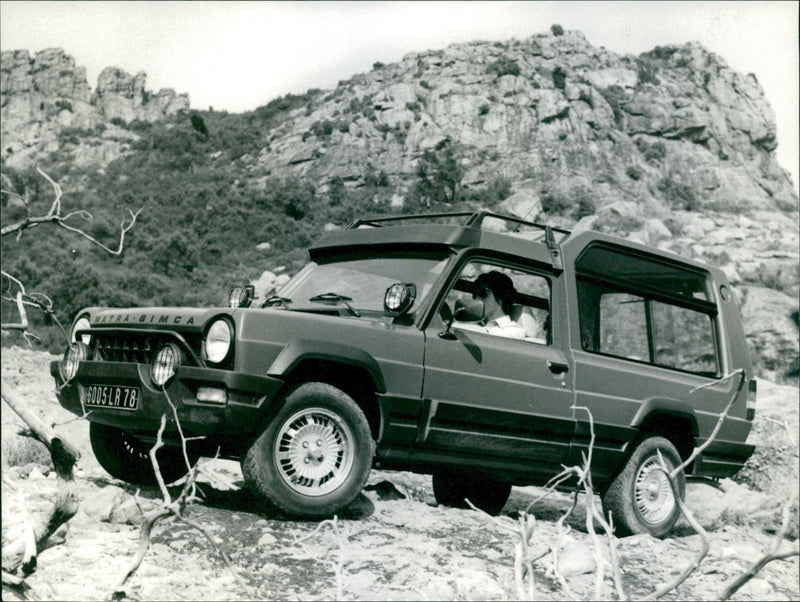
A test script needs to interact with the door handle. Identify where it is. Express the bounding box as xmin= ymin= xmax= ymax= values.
xmin=548 ymin=360 xmax=569 ymax=375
